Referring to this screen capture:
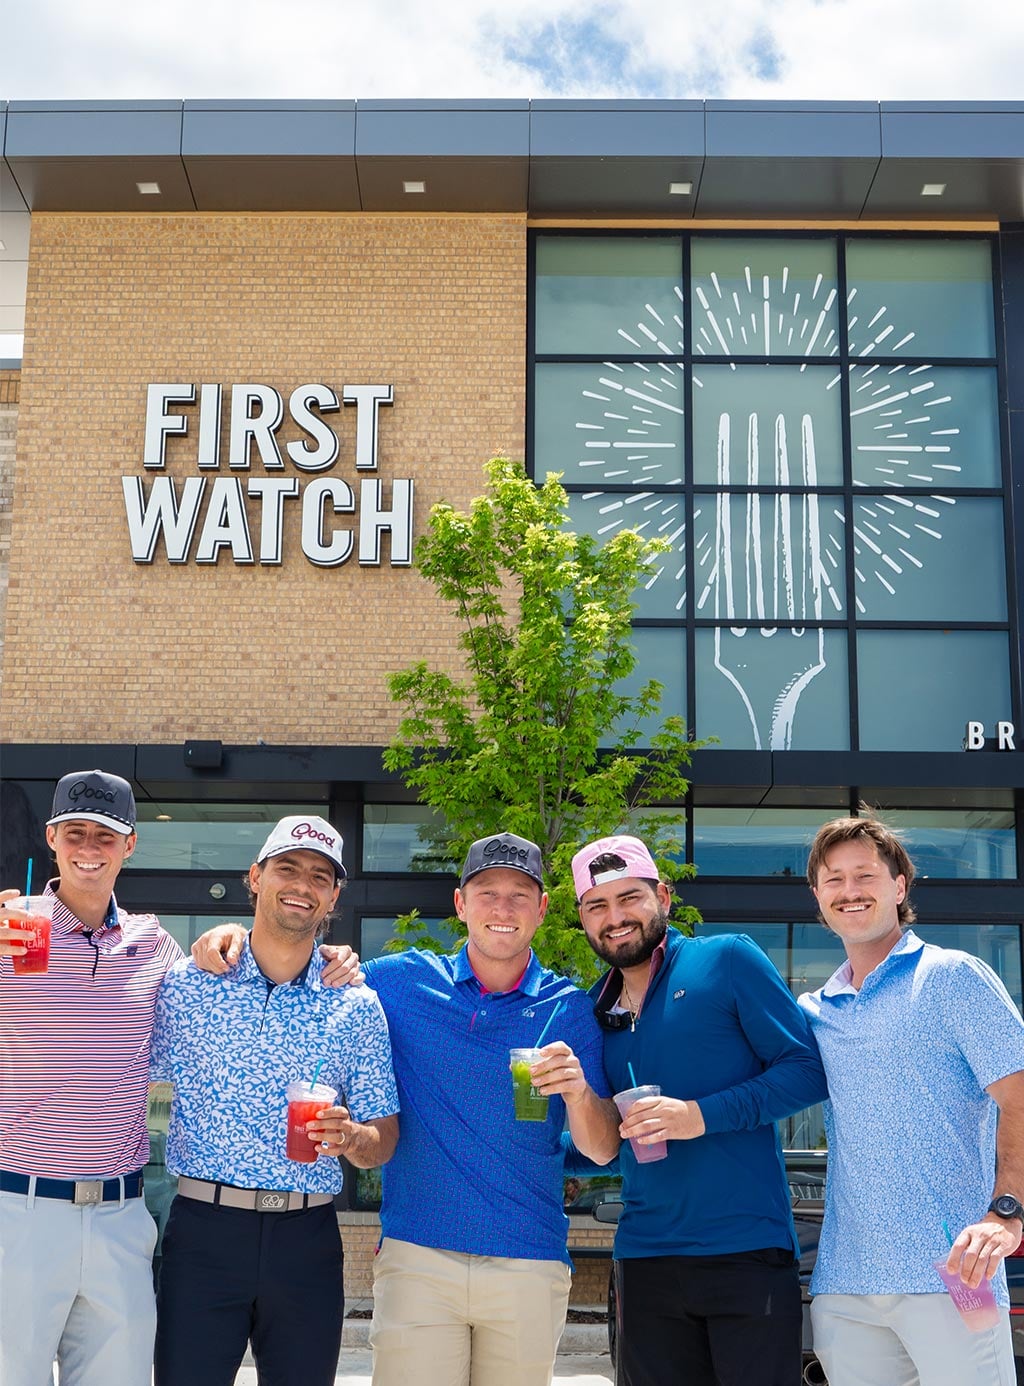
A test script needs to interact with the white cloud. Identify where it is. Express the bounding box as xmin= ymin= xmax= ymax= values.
xmin=2 ymin=0 xmax=1023 ymax=102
